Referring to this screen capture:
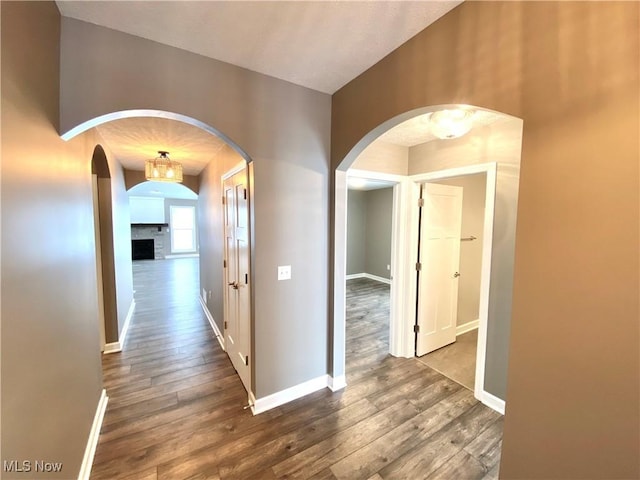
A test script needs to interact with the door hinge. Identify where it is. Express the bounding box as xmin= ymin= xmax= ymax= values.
xmin=413 ymin=324 xmax=420 ymax=333
xmin=222 ymin=196 xmax=225 ymax=205
xmin=224 ymin=259 xmax=227 ymax=268
xmin=245 ymin=273 xmax=248 ymax=284
xmin=245 ymin=355 xmax=249 ymax=366
xmin=416 ymin=262 xmax=422 ymax=271
xmin=418 ymin=198 xmax=424 ymax=207
xmin=243 ymin=188 xmax=247 ymax=200
xmin=224 ymin=321 xmax=228 ymax=330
